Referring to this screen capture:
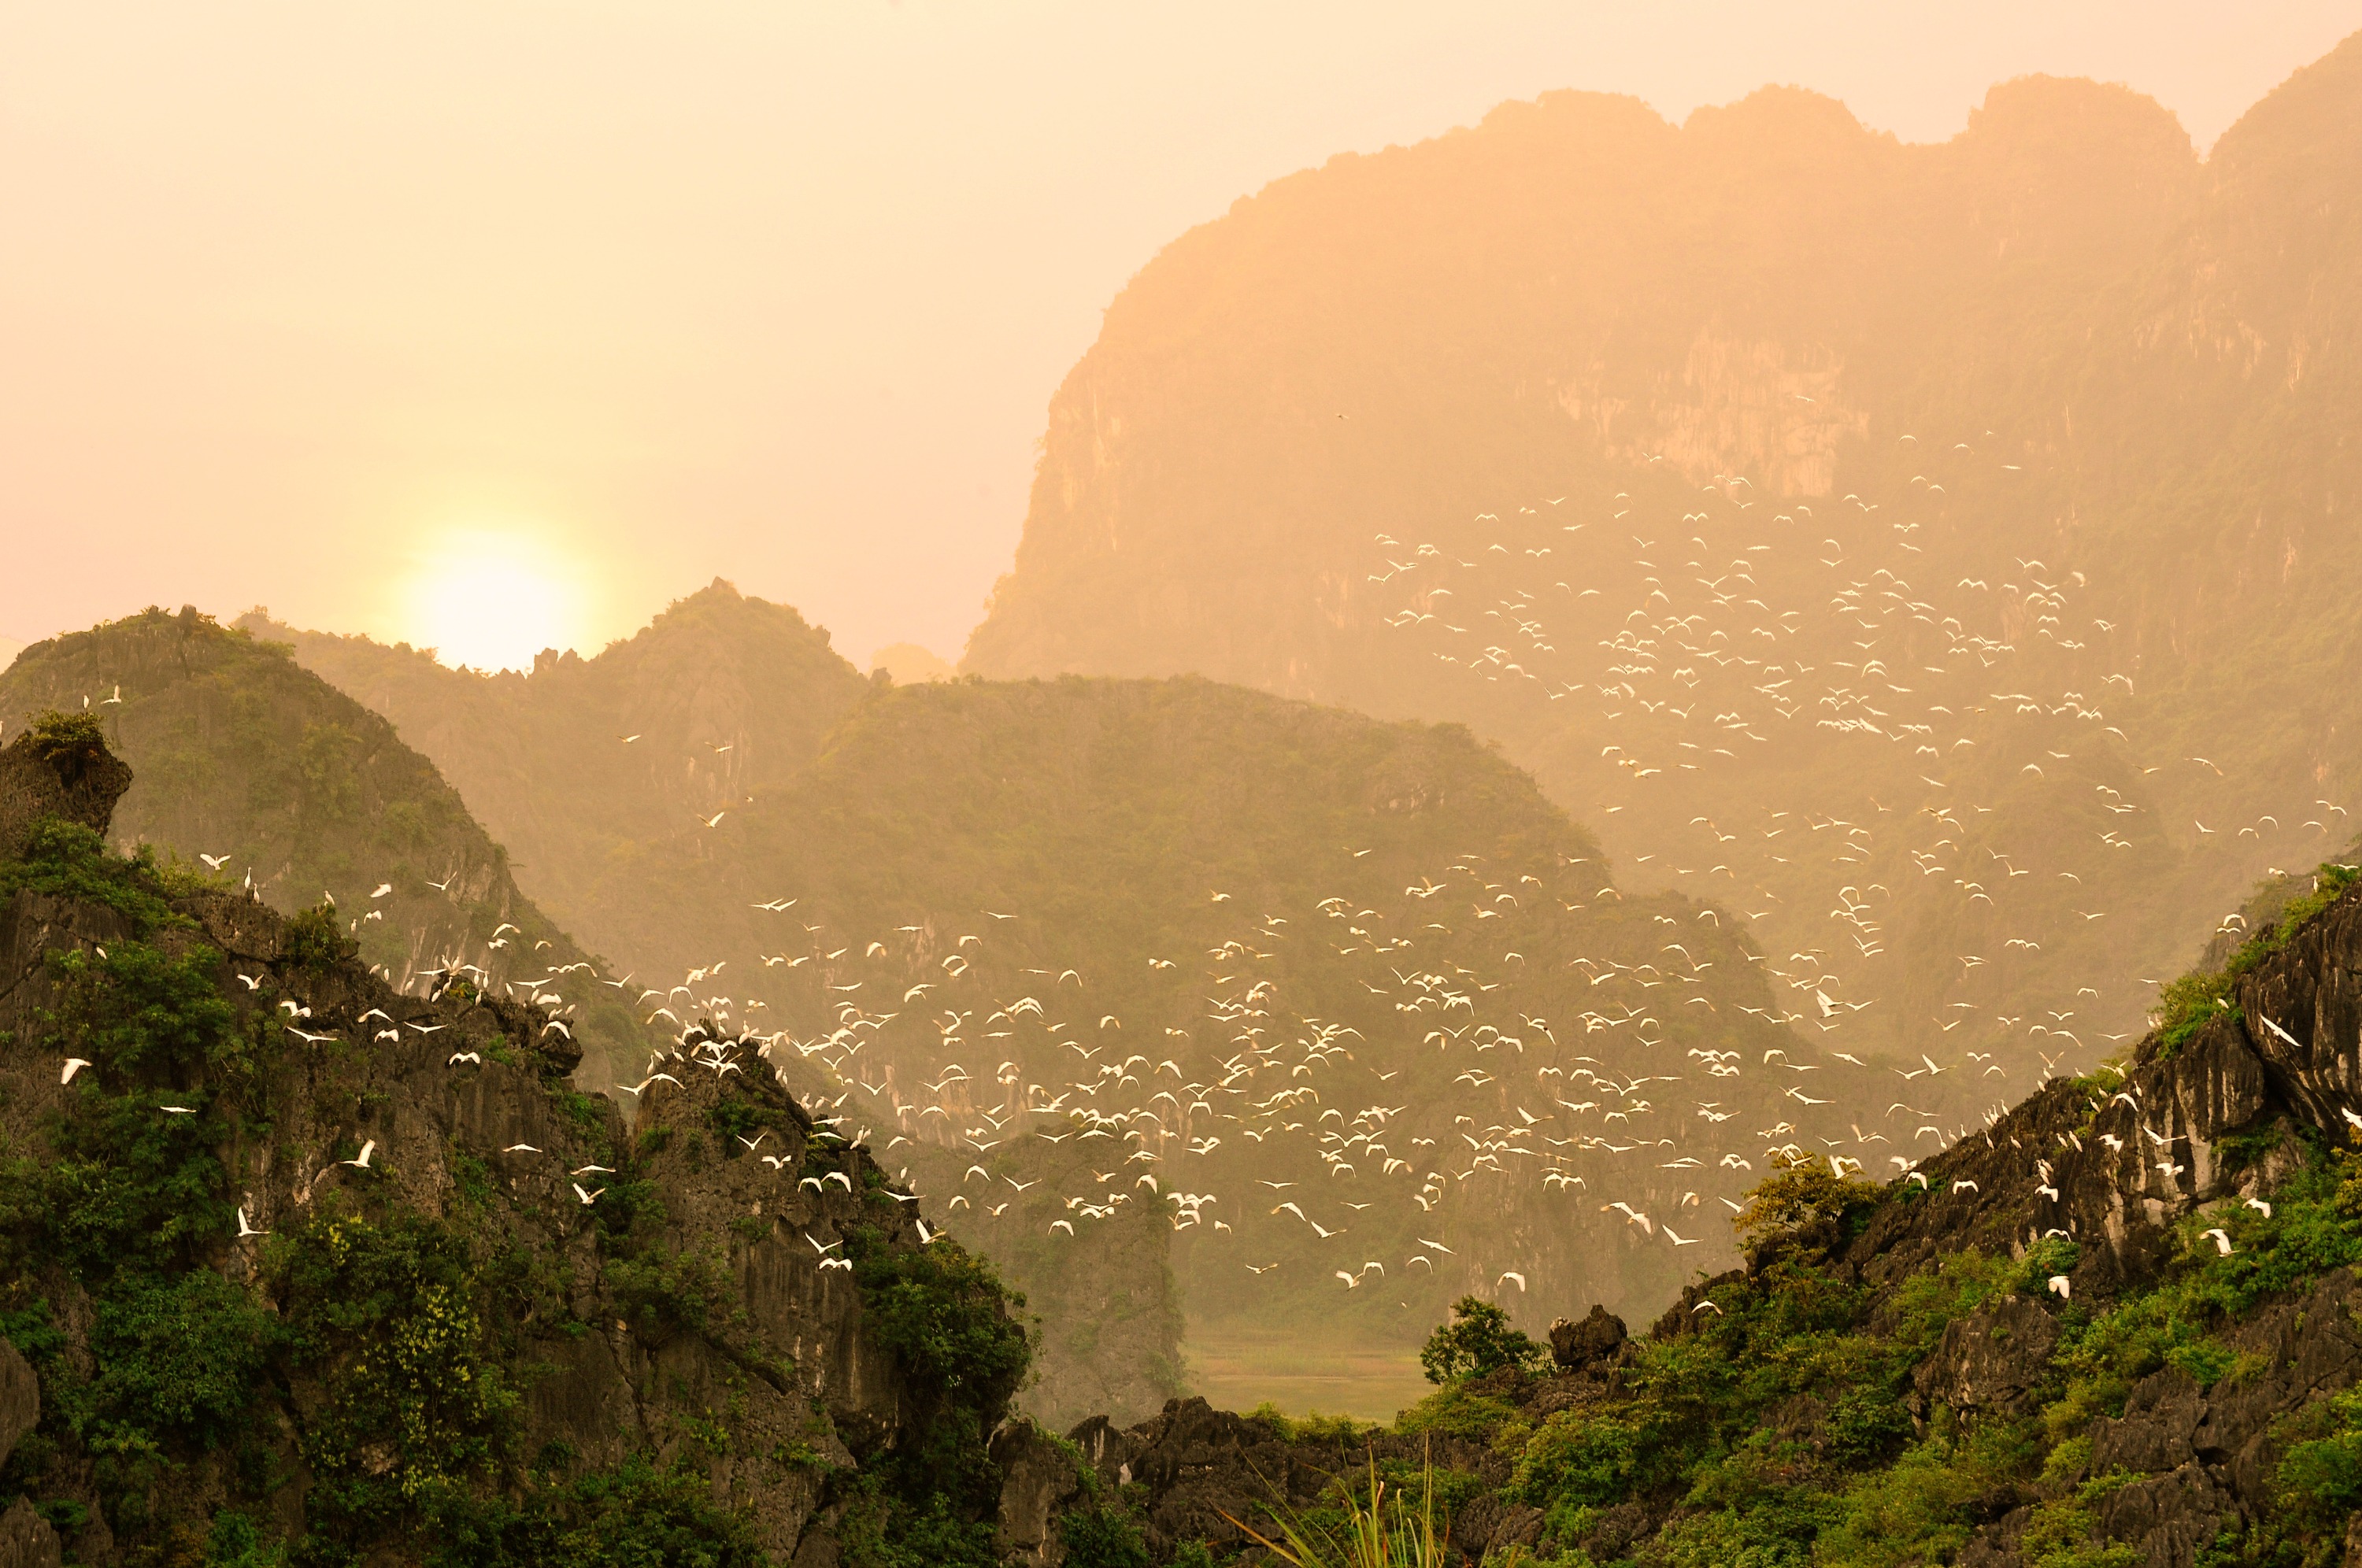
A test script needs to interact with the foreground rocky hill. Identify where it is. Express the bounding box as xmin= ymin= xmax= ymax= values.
xmin=0 ymin=716 xmax=1028 ymax=1566
xmin=996 ymin=860 xmax=2362 ymax=1566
